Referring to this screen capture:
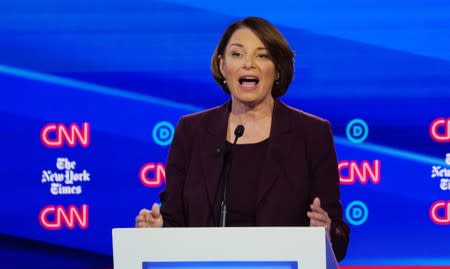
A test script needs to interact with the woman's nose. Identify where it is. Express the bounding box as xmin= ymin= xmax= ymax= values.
xmin=243 ymin=56 xmax=255 ymax=69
